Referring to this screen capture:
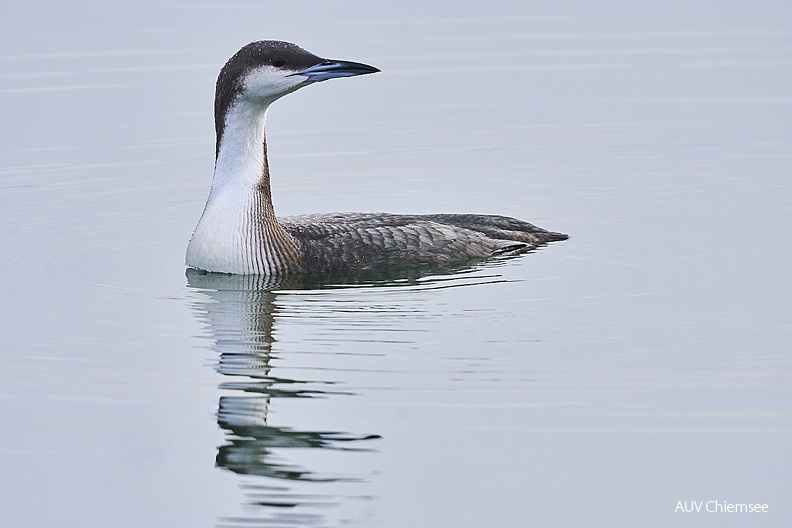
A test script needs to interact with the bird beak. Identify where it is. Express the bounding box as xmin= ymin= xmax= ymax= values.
xmin=293 ymin=59 xmax=380 ymax=82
